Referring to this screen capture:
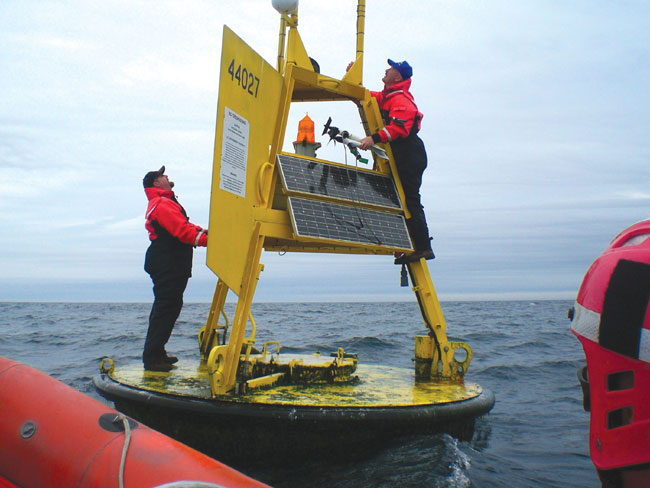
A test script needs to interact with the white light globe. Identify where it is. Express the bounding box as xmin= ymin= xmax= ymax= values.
xmin=272 ymin=0 xmax=298 ymax=14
